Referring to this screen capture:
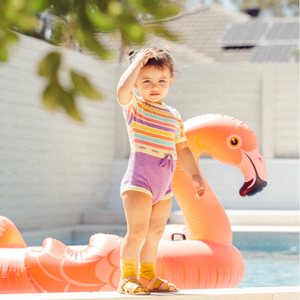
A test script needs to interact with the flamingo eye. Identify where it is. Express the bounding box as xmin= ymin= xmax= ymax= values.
xmin=227 ymin=135 xmax=241 ymax=149
xmin=231 ymin=138 xmax=238 ymax=146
